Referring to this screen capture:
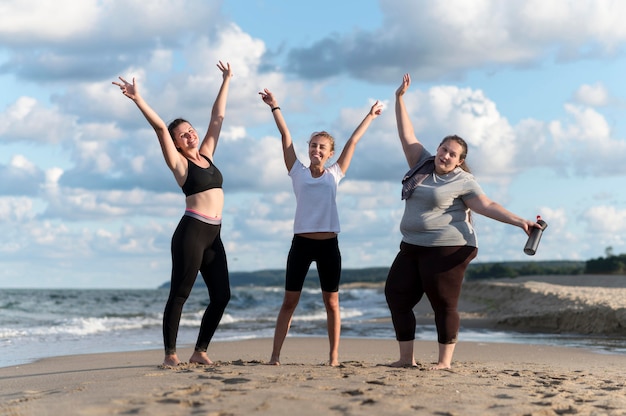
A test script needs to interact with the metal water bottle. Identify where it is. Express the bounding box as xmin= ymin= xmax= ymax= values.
xmin=524 ymin=215 xmax=548 ymax=256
